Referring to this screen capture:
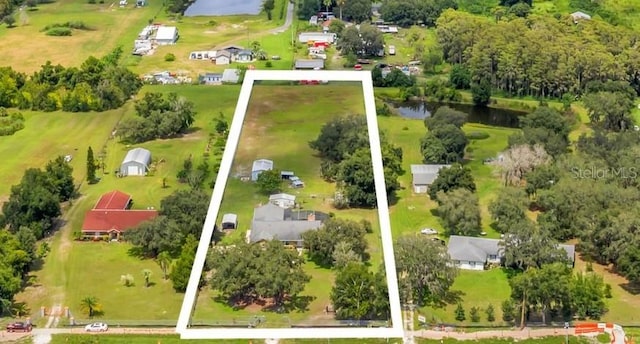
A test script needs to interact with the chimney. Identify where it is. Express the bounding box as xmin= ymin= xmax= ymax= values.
xmin=307 ymin=212 xmax=315 ymax=222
